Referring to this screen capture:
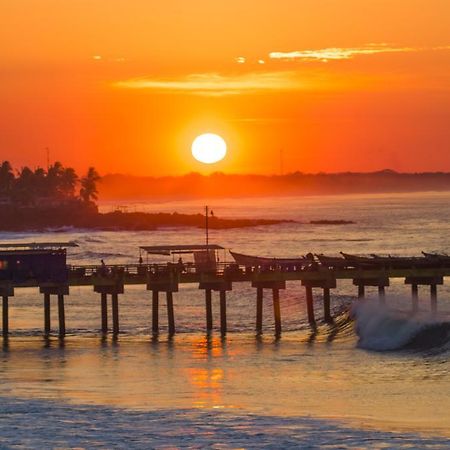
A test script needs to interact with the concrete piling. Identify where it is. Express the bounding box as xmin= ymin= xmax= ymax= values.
xmin=166 ymin=291 xmax=175 ymax=335
xmin=378 ymin=286 xmax=386 ymax=304
xmin=358 ymin=285 xmax=365 ymax=299
xmin=101 ymin=292 xmax=108 ymax=333
xmin=219 ymin=290 xmax=227 ymax=334
xmin=272 ymin=288 xmax=282 ymax=335
xmin=57 ymin=294 xmax=65 ymax=338
xmin=305 ymin=286 xmax=315 ymax=326
xmin=205 ymin=289 xmax=213 ymax=332
xmin=112 ymin=293 xmax=119 ymax=335
xmin=411 ymin=284 xmax=419 ymax=313
xmin=152 ymin=290 xmax=159 ymax=334
xmin=430 ymin=284 xmax=437 ymax=315
xmin=44 ymin=293 xmax=51 ymax=336
xmin=256 ymin=287 xmax=263 ymax=333
xmin=2 ymin=296 xmax=9 ymax=338
xmin=323 ymin=288 xmax=332 ymax=323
